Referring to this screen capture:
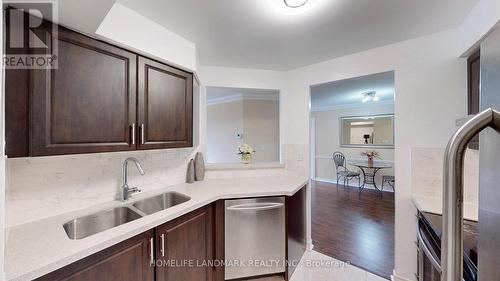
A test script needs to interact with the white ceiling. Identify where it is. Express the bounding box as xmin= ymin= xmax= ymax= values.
xmin=119 ymin=0 xmax=477 ymax=70
xmin=310 ymin=71 xmax=395 ymax=110
xmin=6 ymin=0 xmax=116 ymax=36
